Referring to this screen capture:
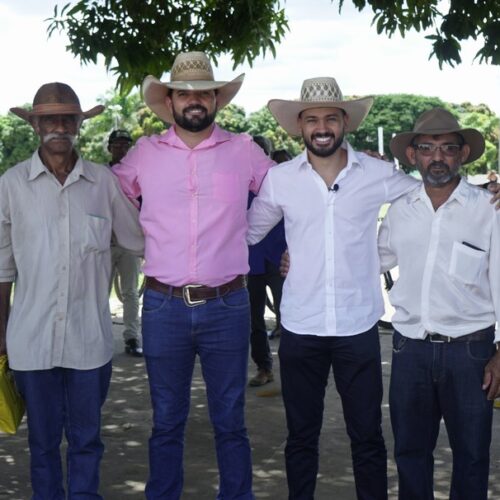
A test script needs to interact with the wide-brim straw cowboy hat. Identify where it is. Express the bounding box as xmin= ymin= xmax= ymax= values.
xmin=143 ymin=51 xmax=244 ymax=124
xmin=267 ymin=77 xmax=374 ymax=136
xmin=10 ymin=82 xmax=104 ymax=123
xmin=390 ymin=107 xmax=485 ymax=165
